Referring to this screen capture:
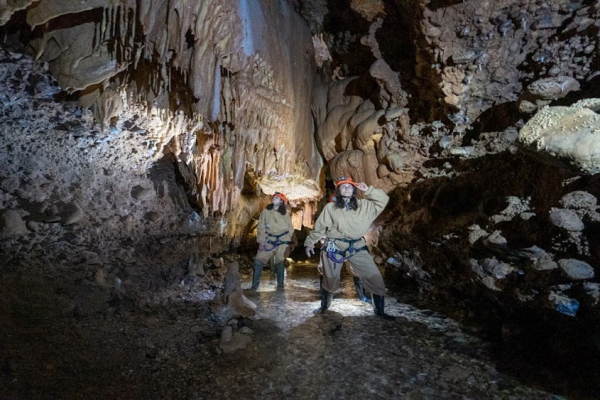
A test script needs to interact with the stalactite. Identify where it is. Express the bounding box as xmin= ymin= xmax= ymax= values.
xmin=130 ymin=5 xmax=136 ymax=47
xmin=93 ymin=18 xmax=99 ymax=50
xmin=110 ymin=6 xmax=115 ymax=42
xmin=119 ymin=6 xmax=125 ymax=63
xmin=212 ymin=152 xmax=220 ymax=197
xmin=102 ymin=7 xmax=108 ymax=42
xmin=160 ymin=63 xmax=167 ymax=92
xmin=15 ymin=0 xmax=321 ymax=226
